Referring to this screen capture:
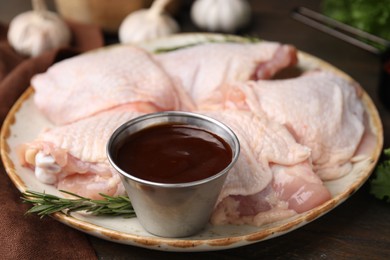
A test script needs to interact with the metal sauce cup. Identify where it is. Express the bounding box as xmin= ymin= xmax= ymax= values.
xmin=107 ymin=111 xmax=240 ymax=237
